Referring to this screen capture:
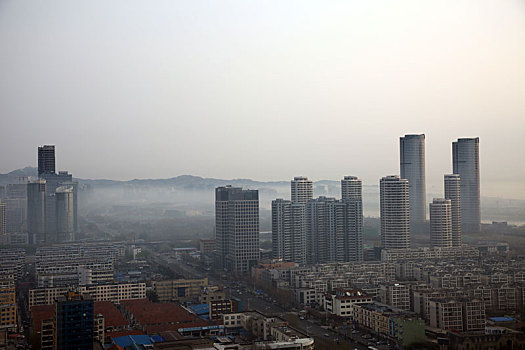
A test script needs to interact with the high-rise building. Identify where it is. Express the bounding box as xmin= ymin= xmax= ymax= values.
xmin=215 ymin=186 xmax=259 ymax=274
xmin=380 ymin=176 xmax=410 ymax=249
xmin=0 ymin=200 xmax=6 ymax=237
xmin=291 ymin=176 xmax=313 ymax=204
xmin=305 ymin=196 xmax=363 ymax=264
xmin=341 ymin=176 xmax=362 ymax=200
xmin=400 ymin=134 xmax=426 ymax=228
xmin=306 ymin=197 xmax=336 ymax=264
xmin=55 ymin=186 xmax=75 ymax=243
xmin=40 ymin=171 xmax=73 ymax=239
xmin=4 ymin=182 xmax=27 ymax=234
xmin=444 ymin=174 xmax=461 ymax=246
xmin=55 ymin=293 xmax=94 ymax=350
xmin=27 ymin=179 xmax=47 ymax=244
xmin=429 ymin=198 xmax=452 ymax=248
xmin=341 ymin=176 xmax=363 ymax=261
xmin=38 ymin=145 xmax=56 ymax=176
xmin=452 ymin=138 xmax=480 ymax=233
xmin=271 ymin=199 xmax=306 ymax=265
